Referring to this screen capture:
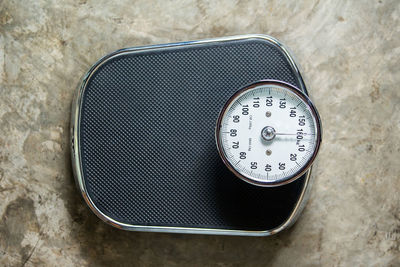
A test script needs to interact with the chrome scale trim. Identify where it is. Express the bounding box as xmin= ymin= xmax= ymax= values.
xmin=70 ymin=34 xmax=316 ymax=236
